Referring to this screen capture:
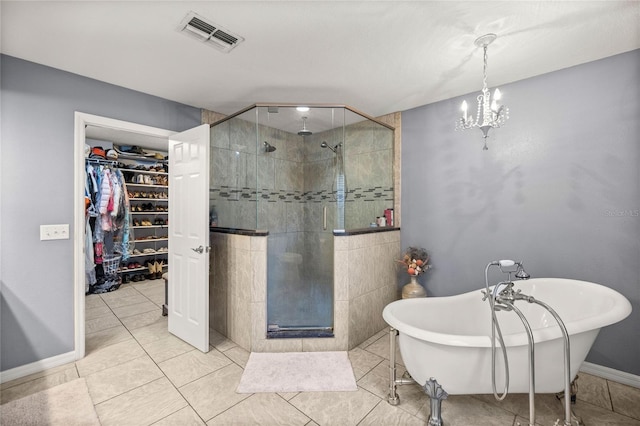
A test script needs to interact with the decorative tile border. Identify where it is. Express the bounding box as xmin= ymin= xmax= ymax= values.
xmin=210 ymin=186 xmax=393 ymax=203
